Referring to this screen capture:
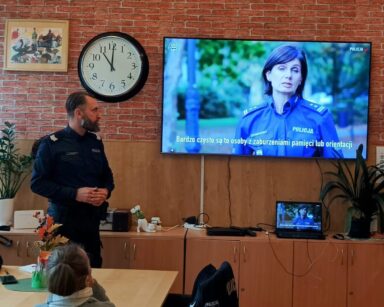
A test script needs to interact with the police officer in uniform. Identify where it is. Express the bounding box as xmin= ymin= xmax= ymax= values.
xmin=292 ymin=205 xmax=314 ymax=228
xmin=233 ymin=45 xmax=342 ymax=158
xmin=31 ymin=92 xmax=114 ymax=268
